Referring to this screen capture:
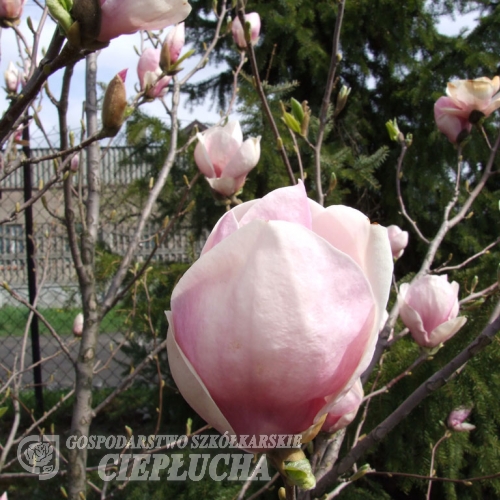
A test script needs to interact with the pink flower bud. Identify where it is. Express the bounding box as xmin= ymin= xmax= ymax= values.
xmin=97 ymin=0 xmax=192 ymax=42
xmin=387 ymin=224 xmax=408 ymax=259
xmin=70 ymin=154 xmax=80 ymax=172
xmin=73 ymin=313 xmax=84 ymax=337
xmin=447 ymin=406 xmax=475 ymax=432
xmin=0 ymin=492 xmax=8 ymax=500
xmin=137 ymin=48 xmax=171 ymax=99
xmin=161 ymin=22 xmax=185 ymax=70
xmin=0 ymin=0 xmax=25 ymax=23
xmin=398 ymin=275 xmax=467 ymax=348
xmin=232 ymin=12 xmax=261 ymax=49
xmin=167 ymin=182 xmax=394 ymax=444
xmin=321 ymin=379 xmax=364 ymax=433
xmin=194 ymin=120 xmax=261 ymax=197
xmin=4 ymin=61 xmax=18 ymax=93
